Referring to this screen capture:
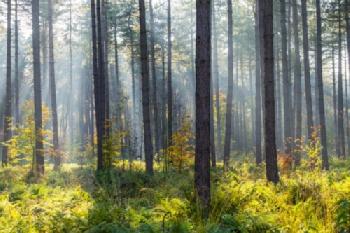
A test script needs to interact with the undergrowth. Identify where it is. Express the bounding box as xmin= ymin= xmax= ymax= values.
xmin=0 ymin=158 xmax=350 ymax=233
